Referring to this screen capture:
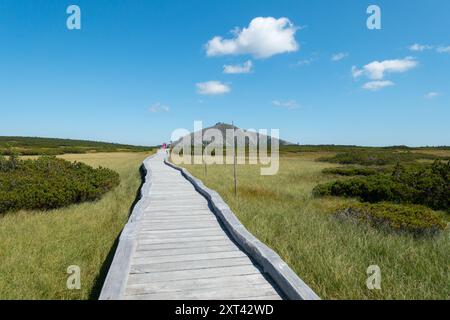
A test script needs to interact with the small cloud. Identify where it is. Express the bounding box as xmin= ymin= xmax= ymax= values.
xmin=408 ymin=43 xmax=433 ymax=52
xmin=149 ymin=102 xmax=170 ymax=113
xmin=205 ymin=17 xmax=299 ymax=59
xmin=331 ymin=52 xmax=349 ymax=61
xmin=352 ymin=57 xmax=418 ymax=80
xmin=351 ymin=66 xmax=364 ymax=78
xmin=437 ymin=46 xmax=450 ymax=54
xmin=362 ymin=80 xmax=395 ymax=91
xmin=425 ymin=92 xmax=440 ymax=99
xmin=292 ymin=57 xmax=315 ymax=67
xmin=223 ymin=60 xmax=253 ymax=74
xmin=272 ymin=100 xmax=299 ymax=109
xmin=196 ymin=81 xmax=231 ymax=95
